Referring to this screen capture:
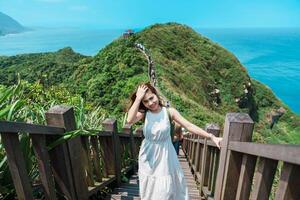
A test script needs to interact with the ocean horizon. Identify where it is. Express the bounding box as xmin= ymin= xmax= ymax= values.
xmin=0 ymin=27 xmax=299 ymax=114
